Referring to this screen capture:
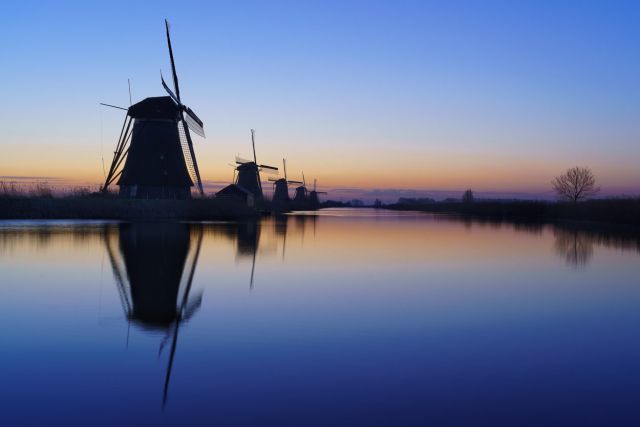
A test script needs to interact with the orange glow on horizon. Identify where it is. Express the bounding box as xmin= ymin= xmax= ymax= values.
xmin=1 ymin=141 xmax=639 ymax=194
